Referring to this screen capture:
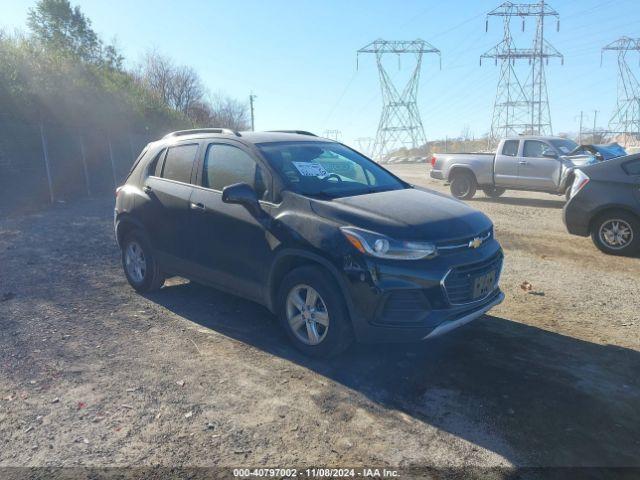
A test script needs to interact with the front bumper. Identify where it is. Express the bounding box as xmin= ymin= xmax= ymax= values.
xmin=340 ymin=240 xmax=504 ymax=343
xmin=422 ymin=291 xmax=504 ymax=339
